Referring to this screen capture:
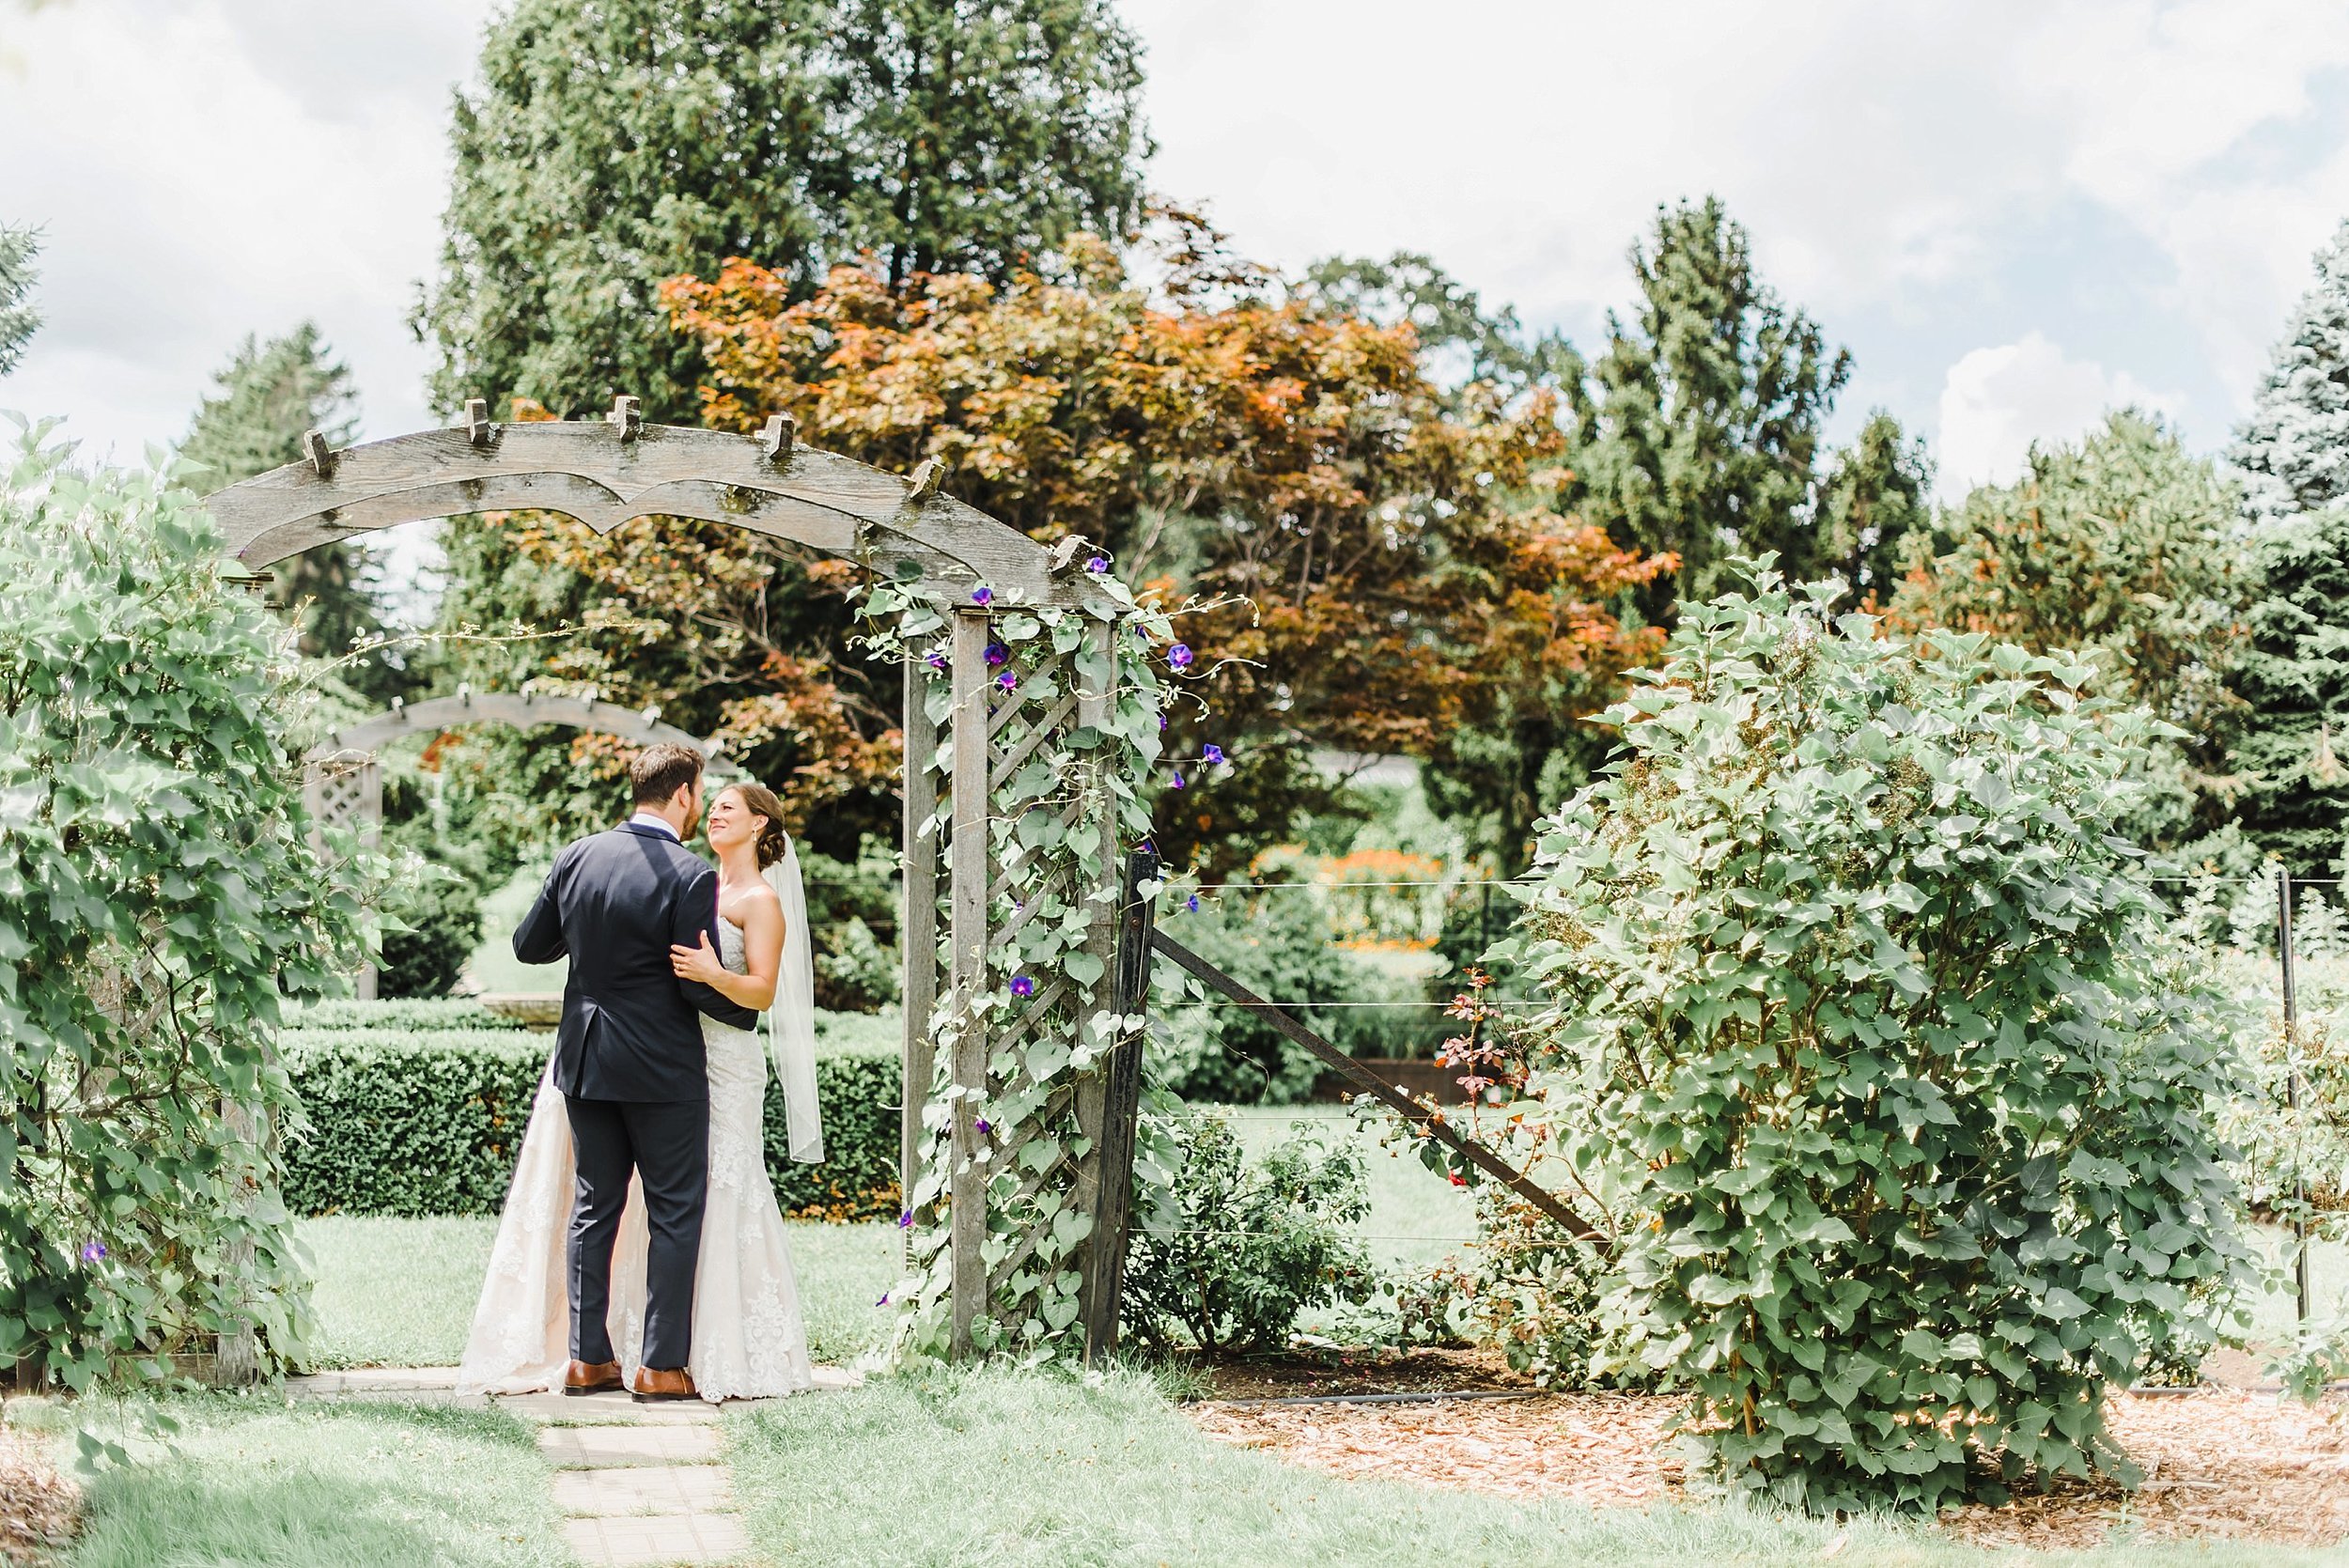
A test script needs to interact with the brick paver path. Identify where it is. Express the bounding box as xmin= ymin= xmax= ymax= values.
xmin=288 ymin=1365 xmax=859 ymax=1566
